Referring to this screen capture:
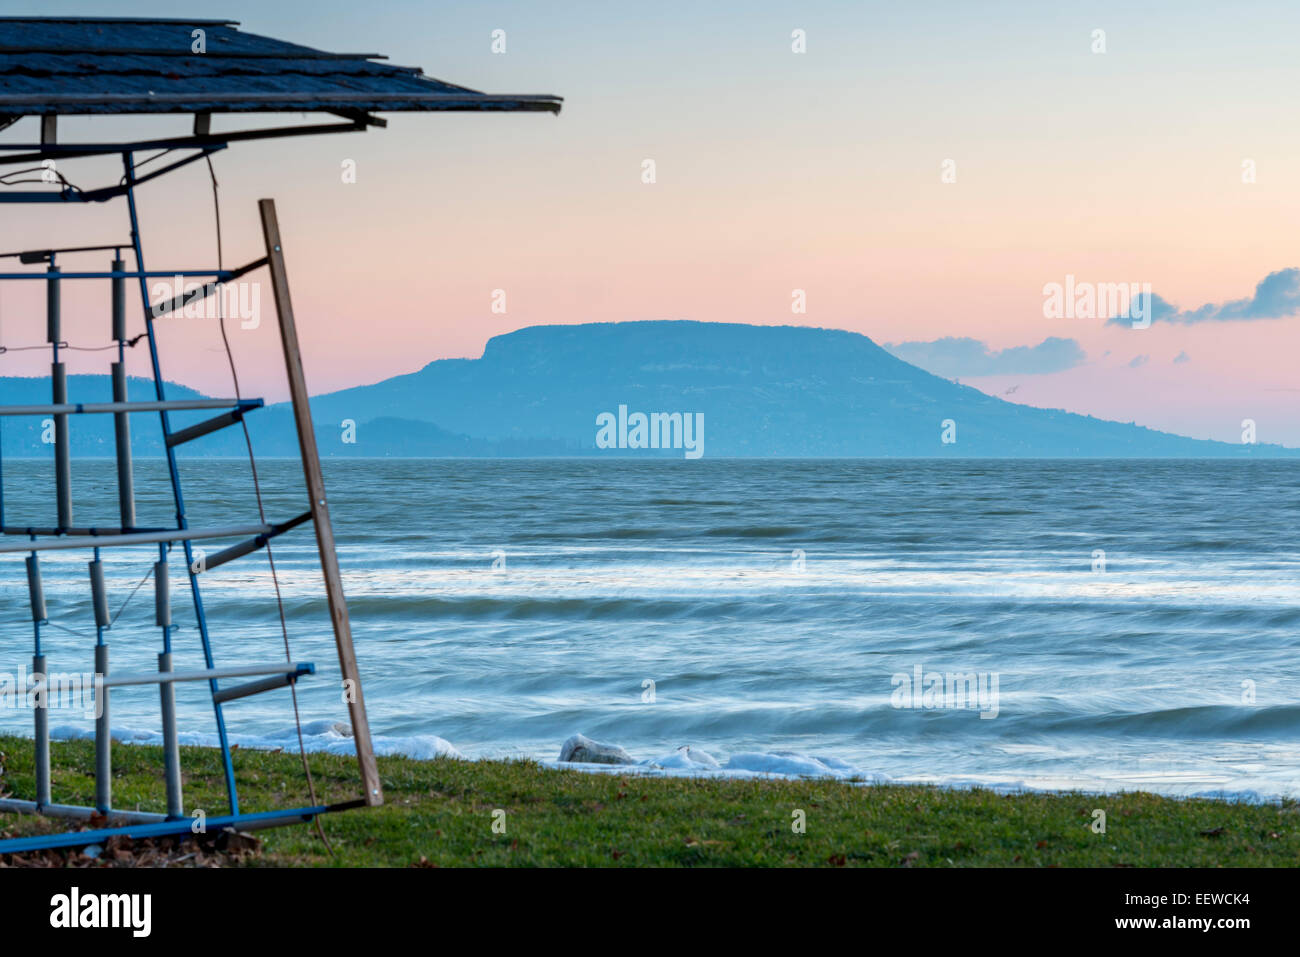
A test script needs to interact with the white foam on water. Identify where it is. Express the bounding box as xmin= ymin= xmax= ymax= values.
xmin=160 ymin=548 xmax=1300 ymax=606
xmin=646 ymin=745 xmax=721 ymax=769
xmin=722 ymin=751 xmax=867 ymax=779
xmin=49 ymin=722 xmax=464 ymax=761
xmin=14 ymin=724 xmax=1287 ymax=802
